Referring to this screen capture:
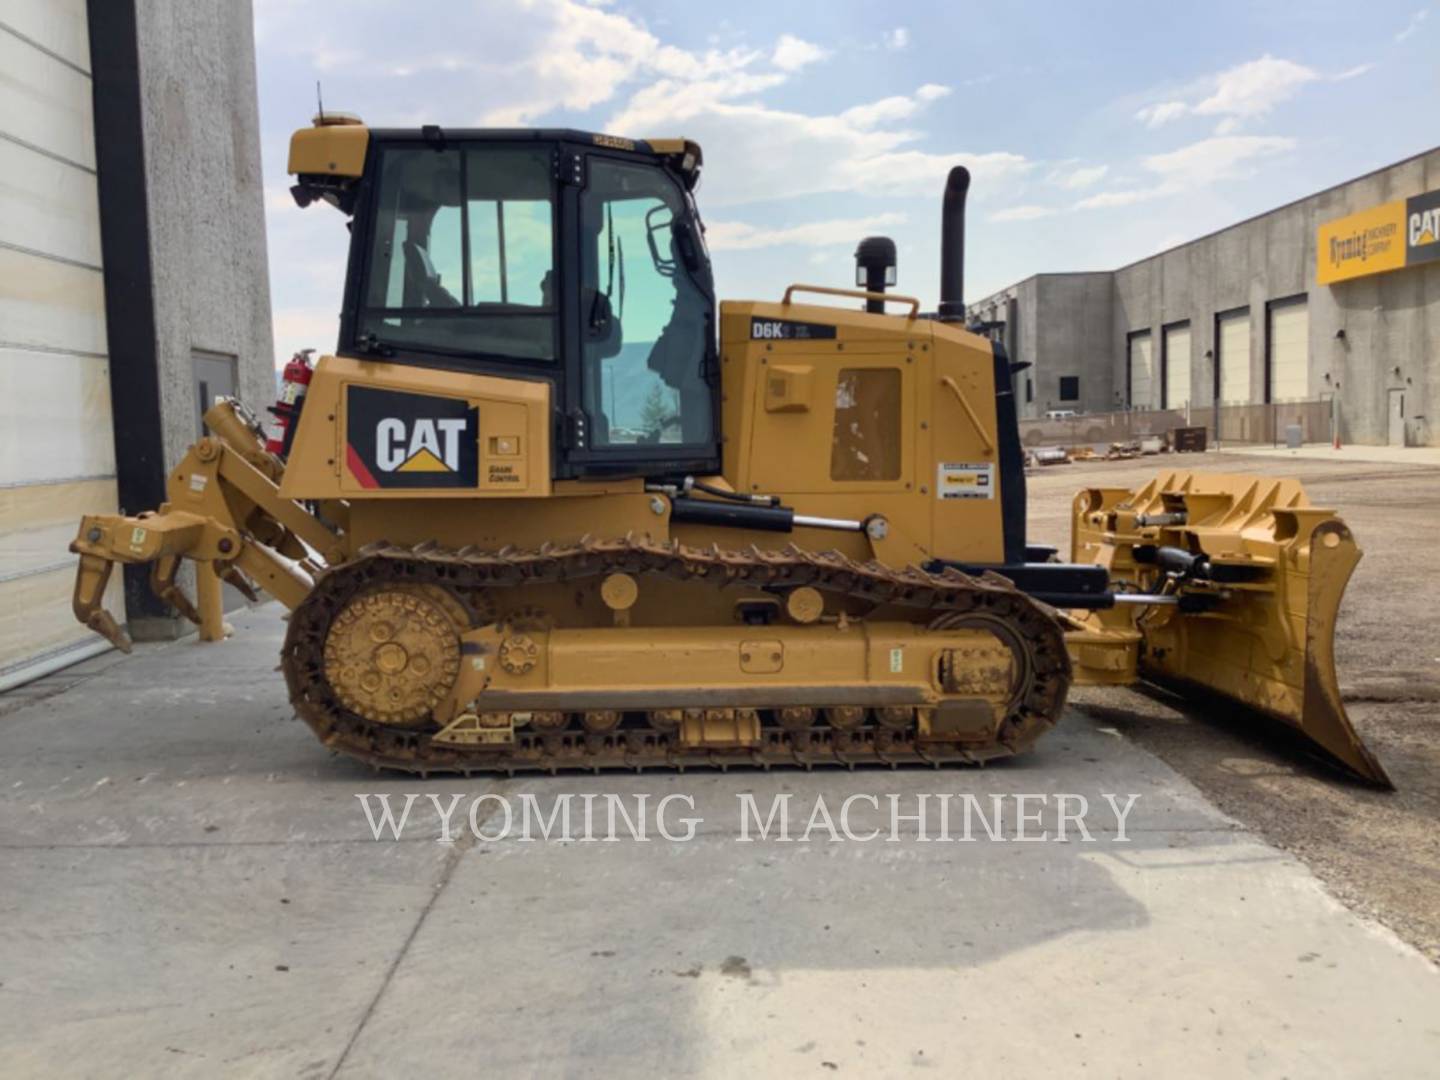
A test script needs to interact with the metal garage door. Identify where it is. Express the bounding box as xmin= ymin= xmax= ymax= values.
xmin=1163 ymin=323 xmax=1191 ymax=410
xmin=1217 ymin=309 xmax=1251 ymax=404
xmin=1268 ymin=298 xmax=1308 ymax=402
xmin=0 ymin=4 xmax=121 ymax=689
xmin=1127 ymin=331 xmax=1155 ymax=410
